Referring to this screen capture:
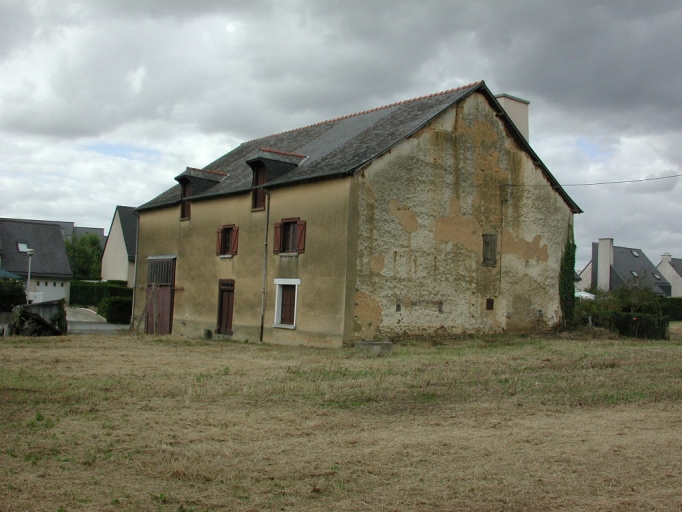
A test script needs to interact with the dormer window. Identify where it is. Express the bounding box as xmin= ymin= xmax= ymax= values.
xmin=252 ymin=165 xmax=266 ymax=210
xmin=180 ymin=180 xmax=192 ymax=219
xmin=246 ymin=148 xmax=307 ymax=212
